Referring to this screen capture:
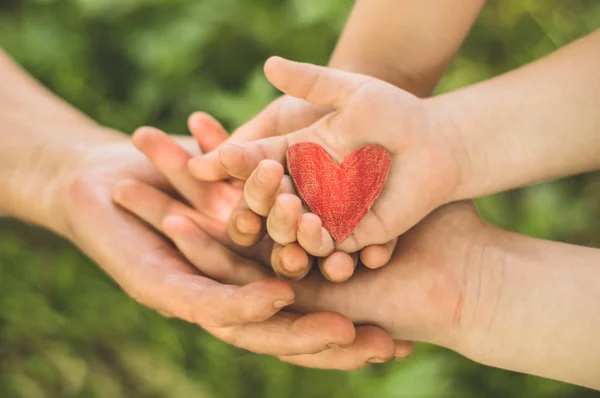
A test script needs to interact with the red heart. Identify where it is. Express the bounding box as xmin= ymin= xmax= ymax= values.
xmin=287 ymin=142 xmax=391 ymax=243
